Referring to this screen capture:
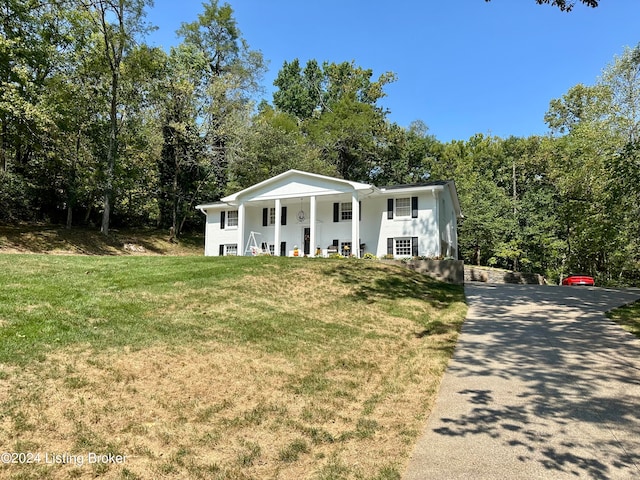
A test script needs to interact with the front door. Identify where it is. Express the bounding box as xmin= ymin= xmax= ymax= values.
xmin=303 ymin=227 xmax=311 ymax=255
